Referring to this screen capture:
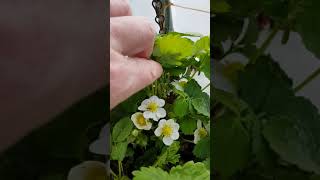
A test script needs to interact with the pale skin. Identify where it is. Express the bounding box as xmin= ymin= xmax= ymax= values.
xmin=0 ymin=0 xmax=162 ymax=152
xmin=110 ymin=0 xmax=163 ymax=109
